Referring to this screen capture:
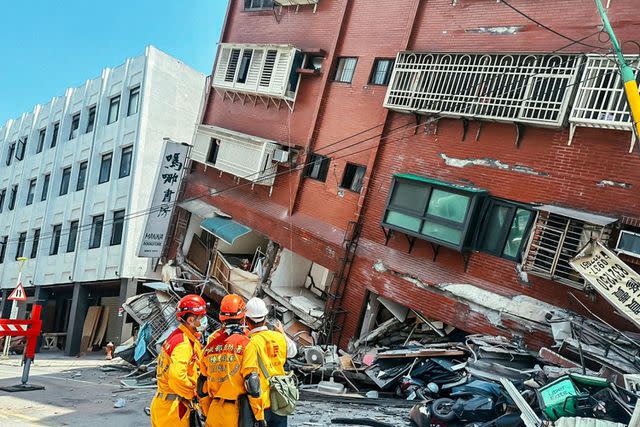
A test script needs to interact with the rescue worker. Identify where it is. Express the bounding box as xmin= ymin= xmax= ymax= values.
xmin=198 ymin=294 xmax=257 ymax=427
xmin=150 ymin=294 xmax=207 ymax=427
xmin=243 ymin=297 xmax=297 ymax=427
